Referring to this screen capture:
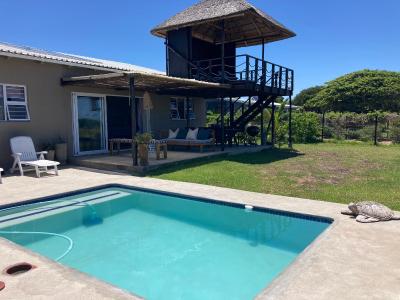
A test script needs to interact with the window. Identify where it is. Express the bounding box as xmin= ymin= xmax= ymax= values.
xmin=0 ymin=84 xmax=30 ymax=121
xmin=170 ymin=98 xmax=195 ymax=120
